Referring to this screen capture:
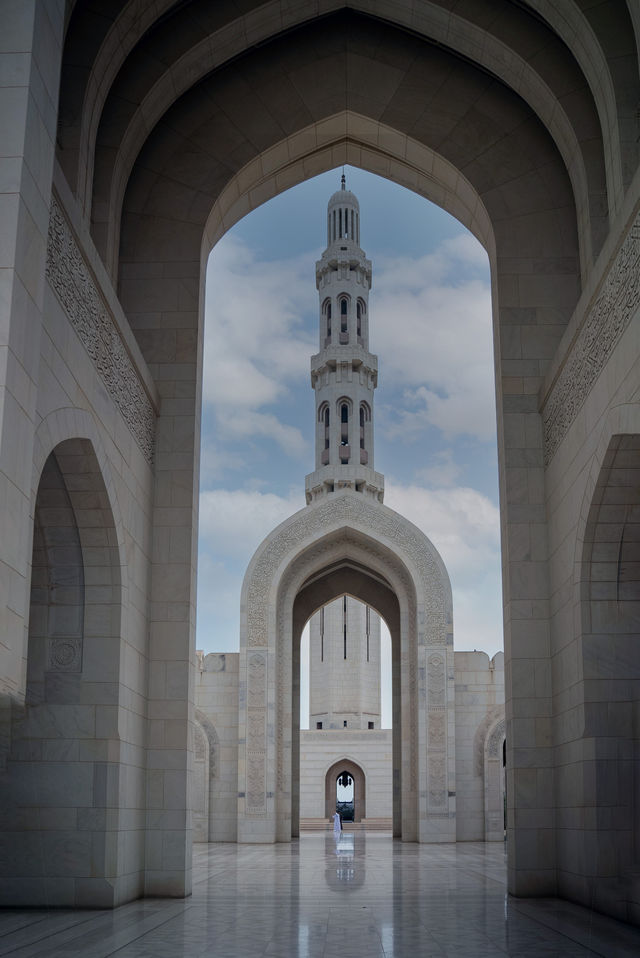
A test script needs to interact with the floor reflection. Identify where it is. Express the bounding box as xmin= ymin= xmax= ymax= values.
xmin=332 ymin=831 xmax=357 ymax=884
xmin=2 ymin=835 xmax=640 ymax=956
